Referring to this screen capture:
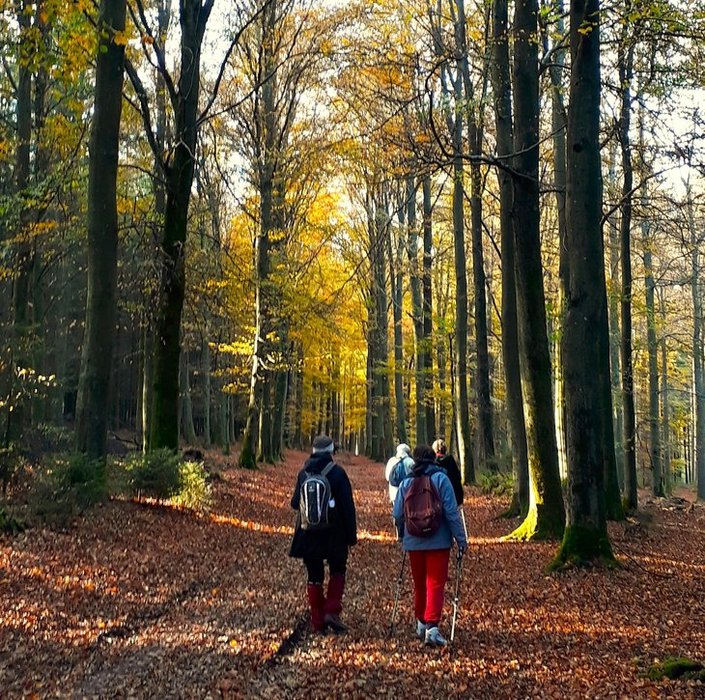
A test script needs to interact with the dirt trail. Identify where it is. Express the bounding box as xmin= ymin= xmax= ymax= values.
xmin=1 ymin=450 xmax=704 ymax=698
